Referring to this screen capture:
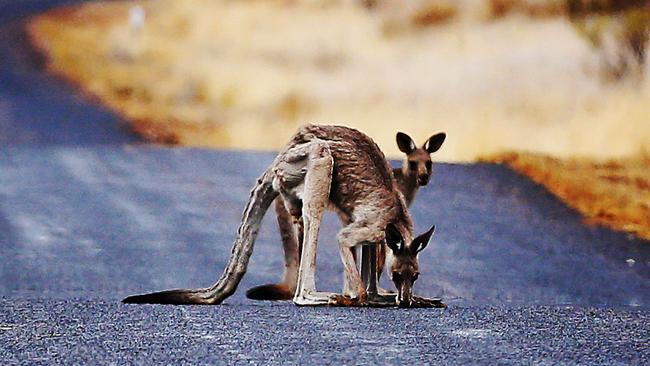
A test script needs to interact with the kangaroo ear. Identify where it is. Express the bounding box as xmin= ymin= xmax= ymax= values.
xmin=424 ymin=133 xmax=446 ymax=154
xmin=396 ymin=132 xmax=416 ymax=154
xmin=410 ymin=225 xmax=435 ymax=254
xmin=385 ymin=223 xmax=404 ymax=253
